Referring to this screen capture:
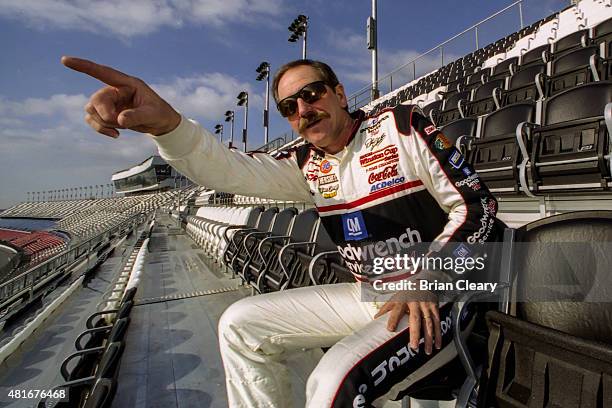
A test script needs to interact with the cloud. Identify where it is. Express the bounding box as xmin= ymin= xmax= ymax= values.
xmin=0 ymin=0 xmax=286 ymax=38
xmin=152 ymin=73 xmax=263 ymax=123
xmin=0 ymin=70 xmax=264 ymax=208
xmin=324 ymin=28 xmax=460 ymax=101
